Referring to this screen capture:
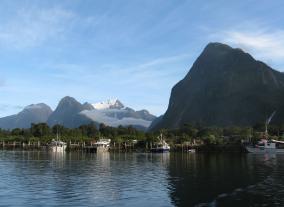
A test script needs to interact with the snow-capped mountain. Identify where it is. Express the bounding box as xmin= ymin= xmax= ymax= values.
xmin=0 ymin=97 xmax=156 ymax=131
xmin=92 ymin=98 xmax=124 ymax=110
xmin=81 ymin=98 xmax=156 ymax=130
